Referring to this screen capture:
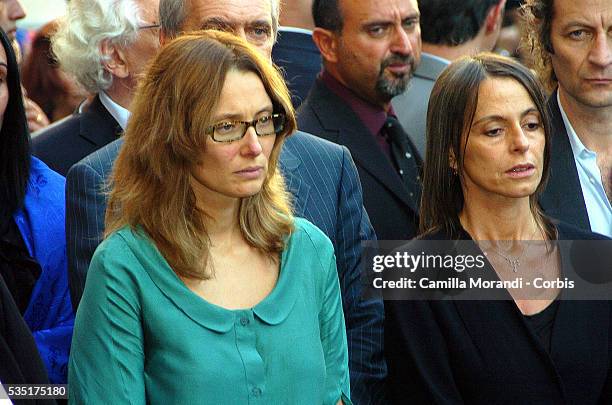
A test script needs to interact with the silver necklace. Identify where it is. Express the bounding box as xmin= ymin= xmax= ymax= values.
xmin=484 ymin=227 xmax=539 ymax=273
